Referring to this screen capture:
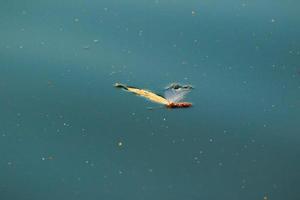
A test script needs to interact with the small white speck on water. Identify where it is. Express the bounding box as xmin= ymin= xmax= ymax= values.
xmin=209 ymin=138 xmax=213 ymax=142
xmin=83 ymin=45 xmax=90 ymax=50
xmin=93 ymin=39 xmax=99 ymax=43
xmin=117 ymin=141 xmax=123 ymax=147
xmin=138 ymin=30 xmax=143 ymax=36
xmin=181 ymin=60 xmax=188 ymax=65
xmin=74 ymin=18 xmax=79 ymax=22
